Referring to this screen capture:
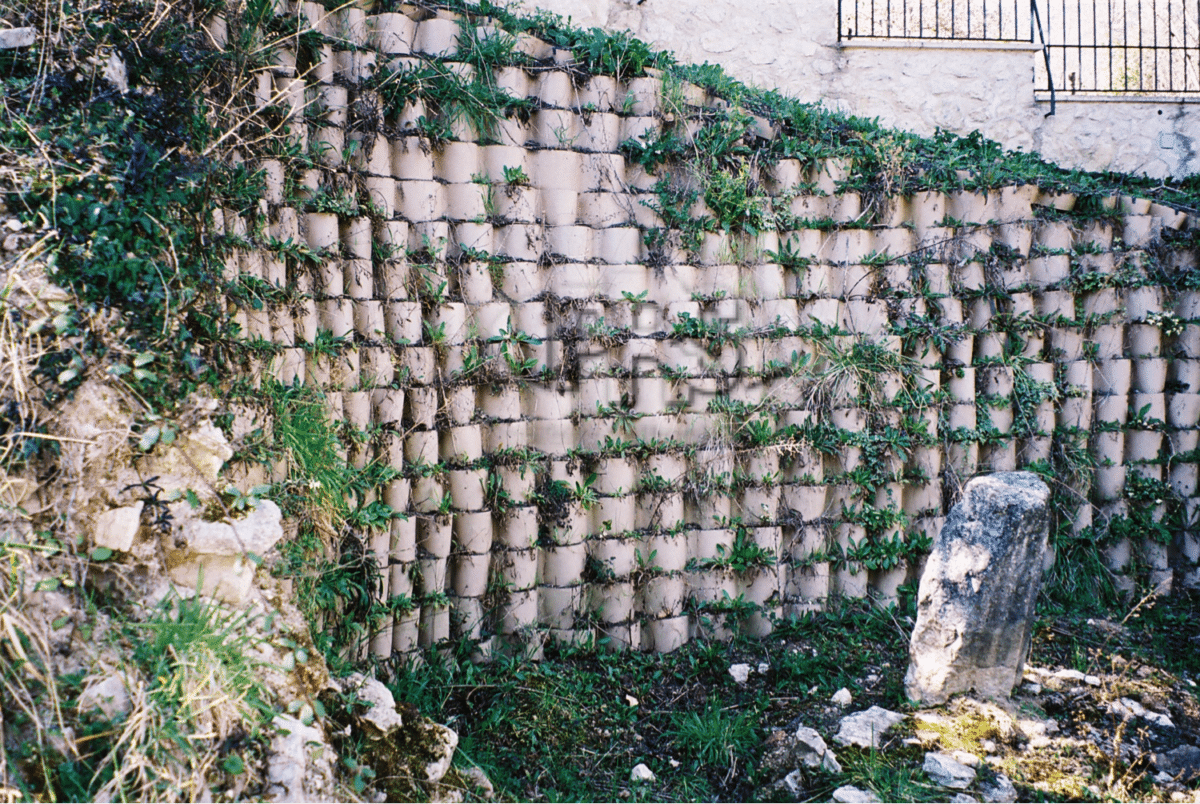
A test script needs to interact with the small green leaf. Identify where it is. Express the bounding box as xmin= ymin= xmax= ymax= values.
xmin=159 ymin=427 xmax=177 ymax=446
xmin=34 ymin=578 xmax=61 ymax=592
xmin=134 ymin=351 xmax=155 ymax=367
xmin=51 ymin=615 xmax=70 ymax=629
xmin=107 ymin=364 xmax=131 ymax=376
xmin=138 ymin=426 xmax=161 ymax=451
xmin=132 ymin=368 xmax=156 ymax=382
xmin=90 ymin=546 xmax=114 ymax=562
xmin=222 ymin=755 xmax=245 ymax=775
xmin=185 ymin=489 xmax=202 ymax=508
